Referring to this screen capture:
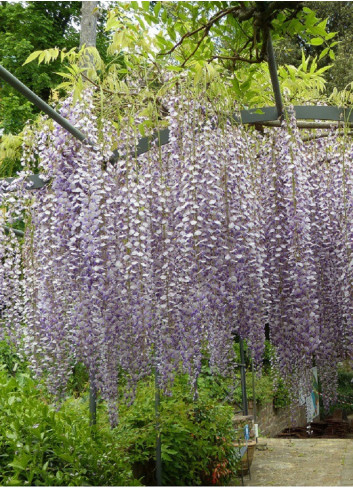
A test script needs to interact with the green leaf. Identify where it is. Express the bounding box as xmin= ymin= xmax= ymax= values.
xmin=317 ymin=18 xmax=328 ymax=31
xmin=54 ymin=452 xmax=74 ymax=463
xmin=56 ymin=471 xmax=63 ymax=482
xmin=154 ymin=2 xmax=161 ymax=16
xmin=8 ymin=396 xmax=16 ymax=406
xmin=55 ymin=71 xmax=74 ymax=80
xmin=193 ymin=63 xmax=204 ymax=85
xmin=310 ymin=37 xmax=324 ymax=46
xmin=138 ymin=122 xmax=146 ymax=137
xmin=6 ymin=431 xmax=17 ymax=440
xmin=319 ymin=47 xmax=329 ymax=61
xmin=161 ymin=8 xmax=168 ymax=23
xmin=55 ymin=82 xmax=72 ymax=91
xmin=22 ymin=50 xmax=42 ymax=66
xmin=9 ymin=454 xmax=31 ymax=471
xmin=316 ymin=64 xmax=332 ymax=75
xmin=5 ymin=479 xmax=21 ymax=486
xmin=38 ymin=51 xmax=46 ymax=64
xmin=105 ymin=14 xmax=119 ymax=31
xmin=329 ymin=50 xmax=336 ymax=60
xmin=325 ymin=31 xmax=337 ymax=41
xmin=166 ymin=65 xmax=183 ymax=72
xmin=304 ymin=13 xmax=318 ymax=29
xmin=240 ymin=78 xmax=252 ymax=92
xmin=231 ymin=77 xmax=240 ymax=95
xmin=168 ymin=26 xmax=176 ymax=42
